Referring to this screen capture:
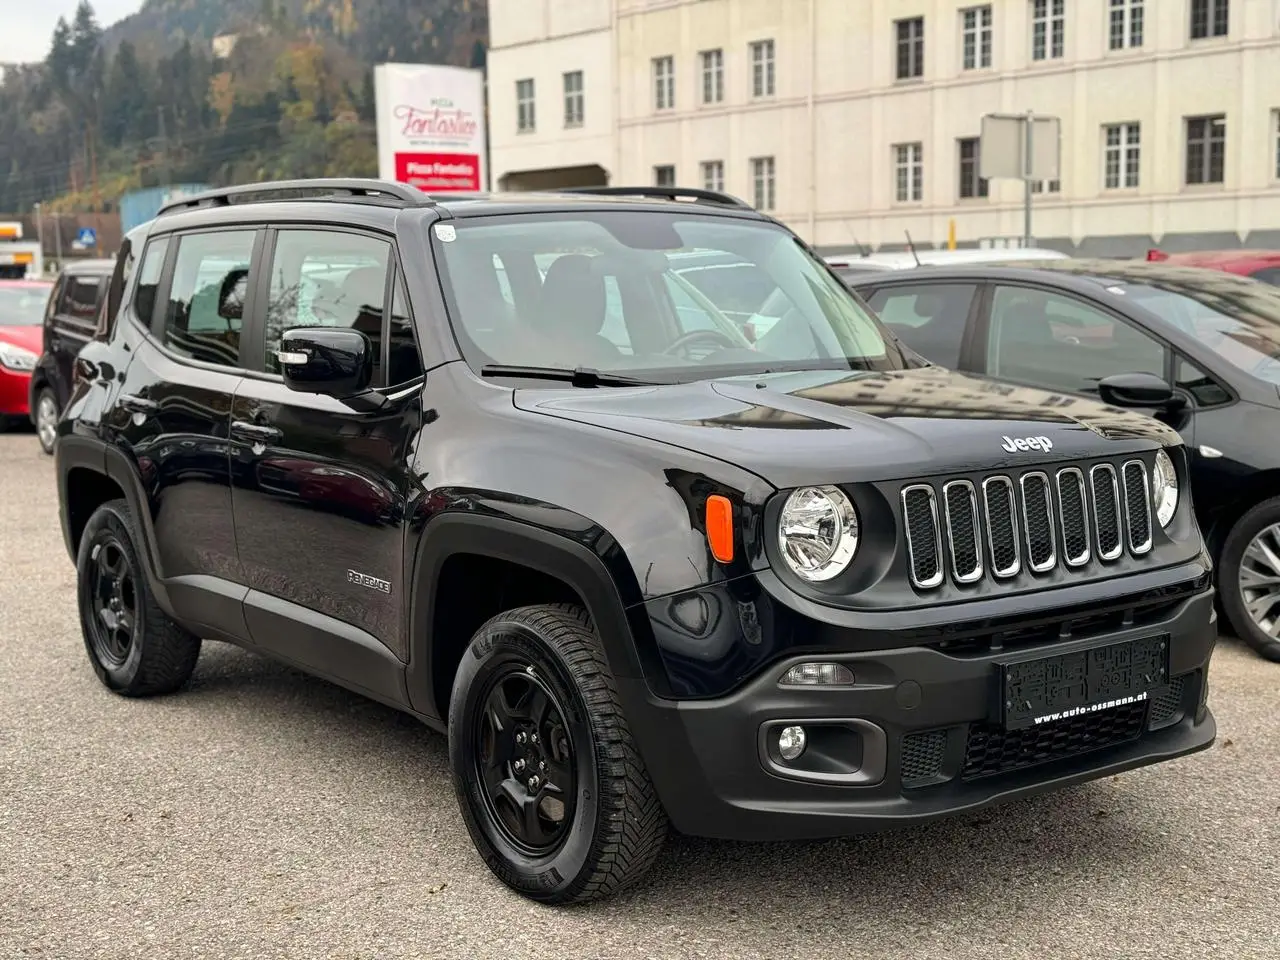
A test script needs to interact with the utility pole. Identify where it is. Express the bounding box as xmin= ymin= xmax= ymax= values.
xmin=52 ymin=212 xmax=62 ymax=269
xmin=33 ymin=203 xmax=43 ymax=261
